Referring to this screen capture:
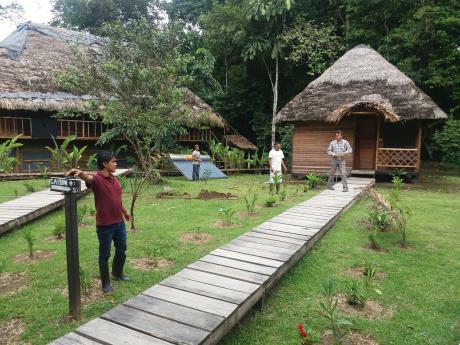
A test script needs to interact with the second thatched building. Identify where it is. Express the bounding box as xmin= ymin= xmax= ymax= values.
xmin=276 ymin=44 xmax=447 ymax=177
